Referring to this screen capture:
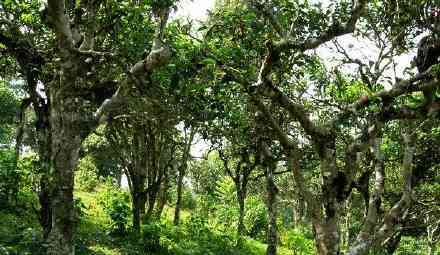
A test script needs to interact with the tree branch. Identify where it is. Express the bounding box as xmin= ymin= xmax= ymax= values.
xmin=275 ymin=0 xmax=367 ymax=52
xmin=46 ymin=0 xmax=74 ymax=53
xmin=333 ymin=69 xmax=440 ymax=128
xmin=93 ymin=7 xmax=172 ymax=125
